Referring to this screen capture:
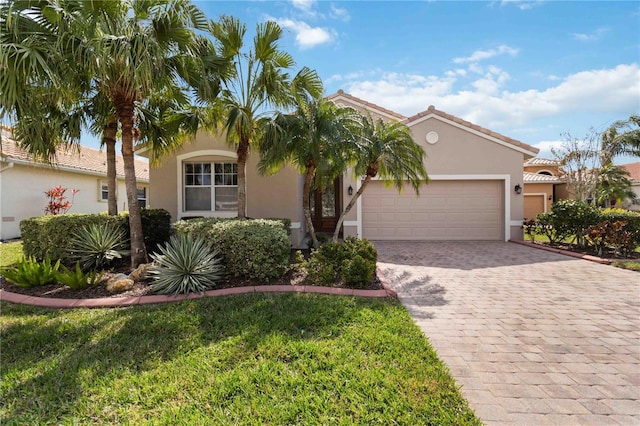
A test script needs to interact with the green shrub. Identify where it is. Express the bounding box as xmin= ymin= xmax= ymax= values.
xmin=600 ymin=209 xmax=640 ymax=245
xmin=21 ymin=214 xmax=122 ymax=262
xmin=149 ymin=234 xmax=224 ymax=295
xmin=550 ymin=200 xmax=599 ymax=247
xmin=343 ymin=255 xmax=377 ymax=288
xmin=137 ymin=208 xmax=172 ymax=253
xmin=68 ymin=223 xmax=130 ymax=271
xmin=57 ymin=262 xmax=104 ymax=290
xmin=304 ymin=238 xmax=377 ymax=287
xmin=20 ymin=209 xmax=171 ymax=263
xmin=0 ymin=257 xmax=60 ymax=287
xmin=173 ymin=218 xmax=290 ymax=281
